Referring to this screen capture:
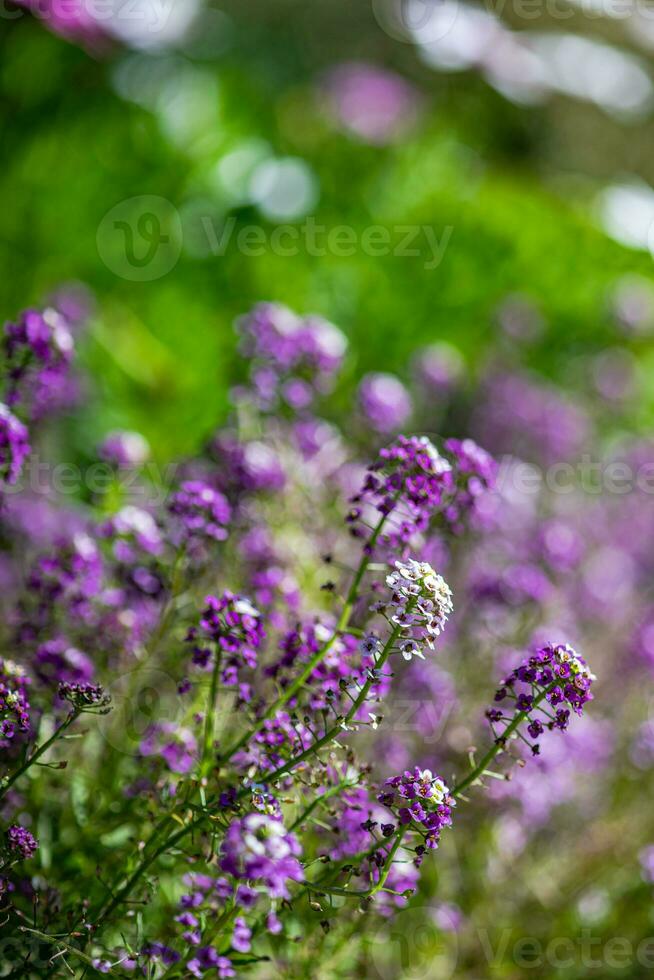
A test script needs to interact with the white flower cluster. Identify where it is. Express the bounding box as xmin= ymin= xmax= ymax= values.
xmin=385 ymin=559 xmax=453 ymax=660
